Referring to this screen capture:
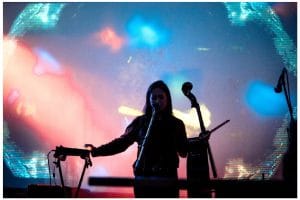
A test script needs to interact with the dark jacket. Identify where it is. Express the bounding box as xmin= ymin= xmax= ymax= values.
xmin=92 ymin=114 xmax=188 ymax=176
